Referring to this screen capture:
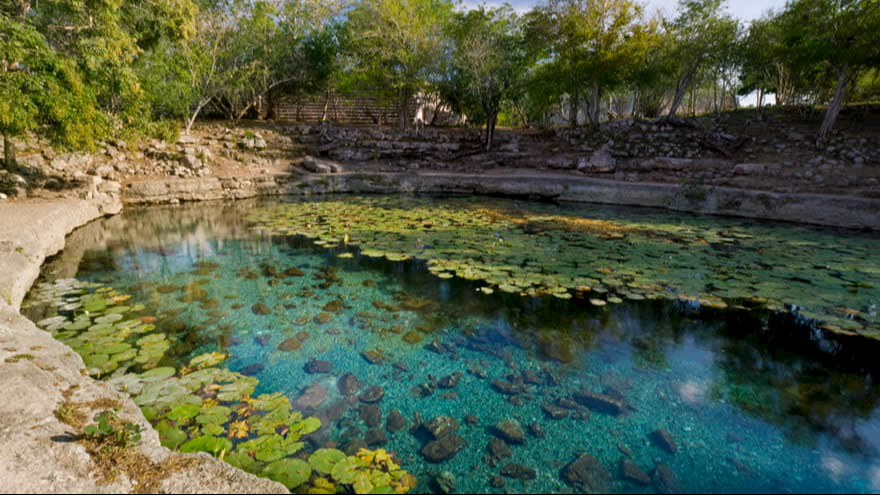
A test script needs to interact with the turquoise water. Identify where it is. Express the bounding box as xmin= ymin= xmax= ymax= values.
xmin=28 ymin=197 xmax=880 ymax=494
